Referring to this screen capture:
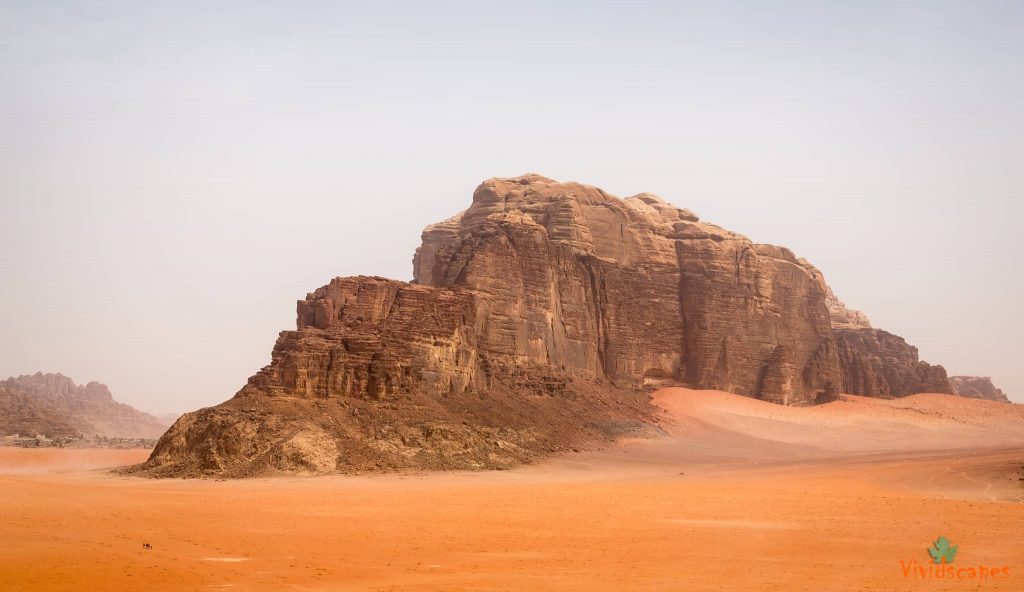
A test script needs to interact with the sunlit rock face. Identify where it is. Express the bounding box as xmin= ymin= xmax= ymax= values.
xmin=413 ymin=175 xmax=843 ymax=405
xmin=137 ymin=174 xmax=961 ymax=477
